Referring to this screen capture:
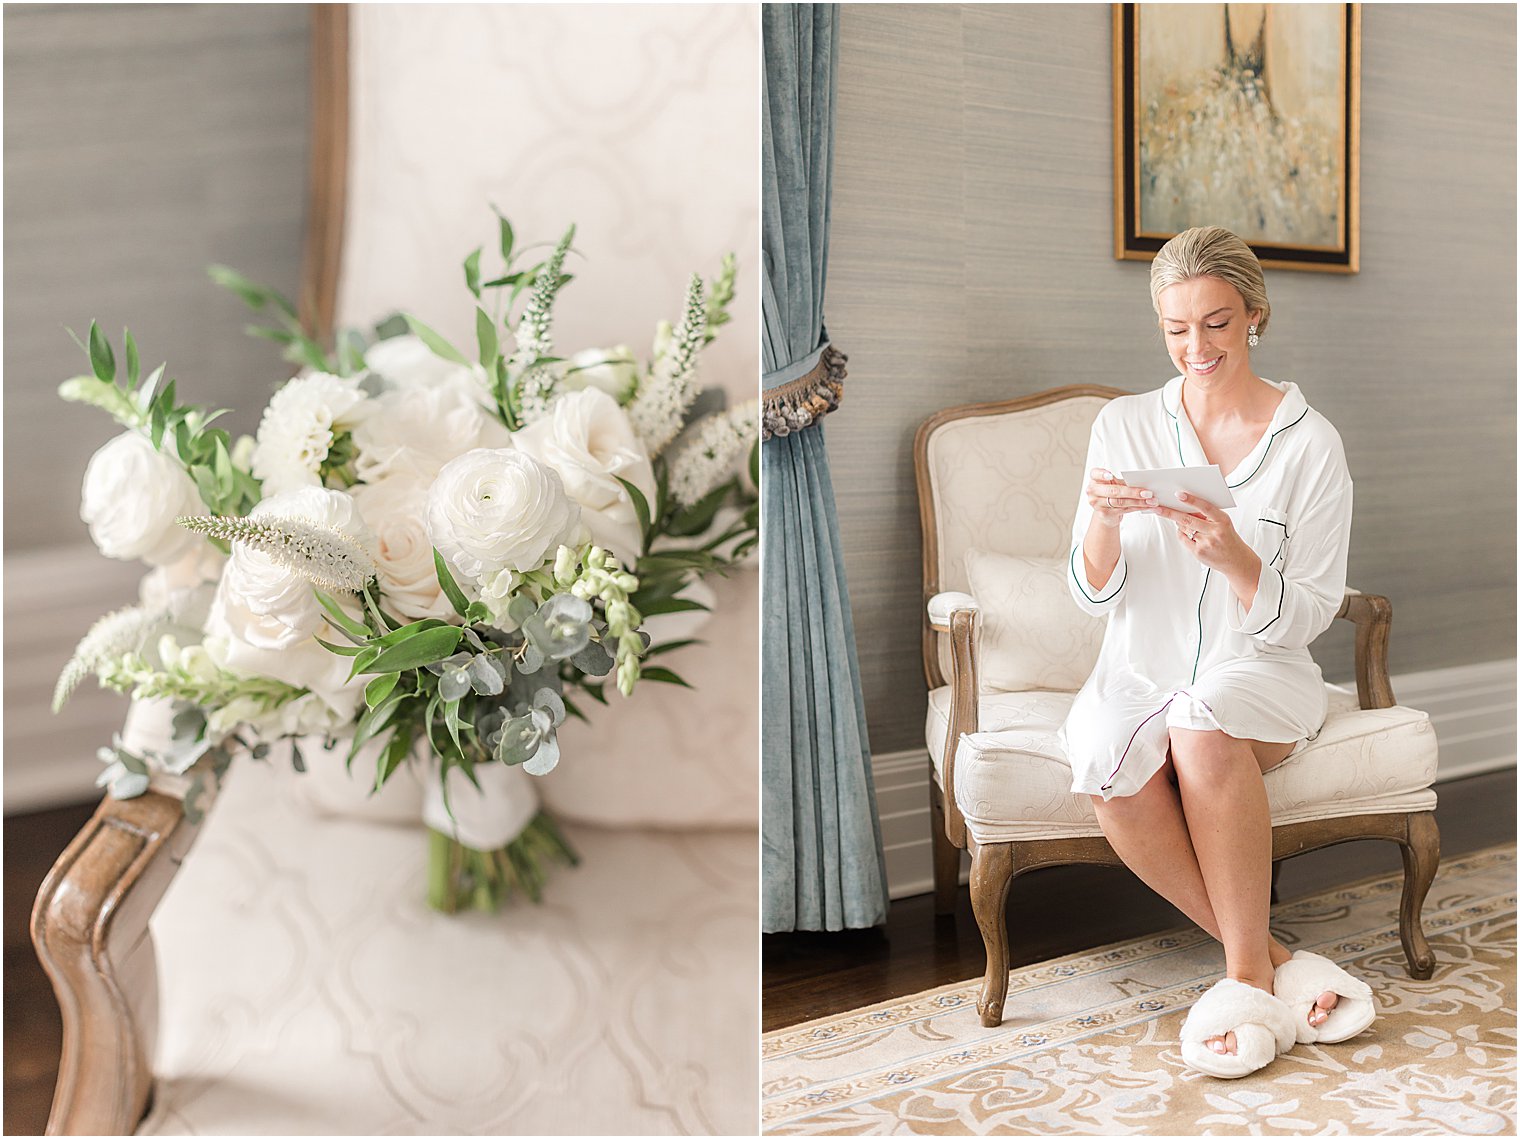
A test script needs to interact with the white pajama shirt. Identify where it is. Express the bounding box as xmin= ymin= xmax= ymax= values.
xmin=1058 ymin=377 xmax=1353 ymax=800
